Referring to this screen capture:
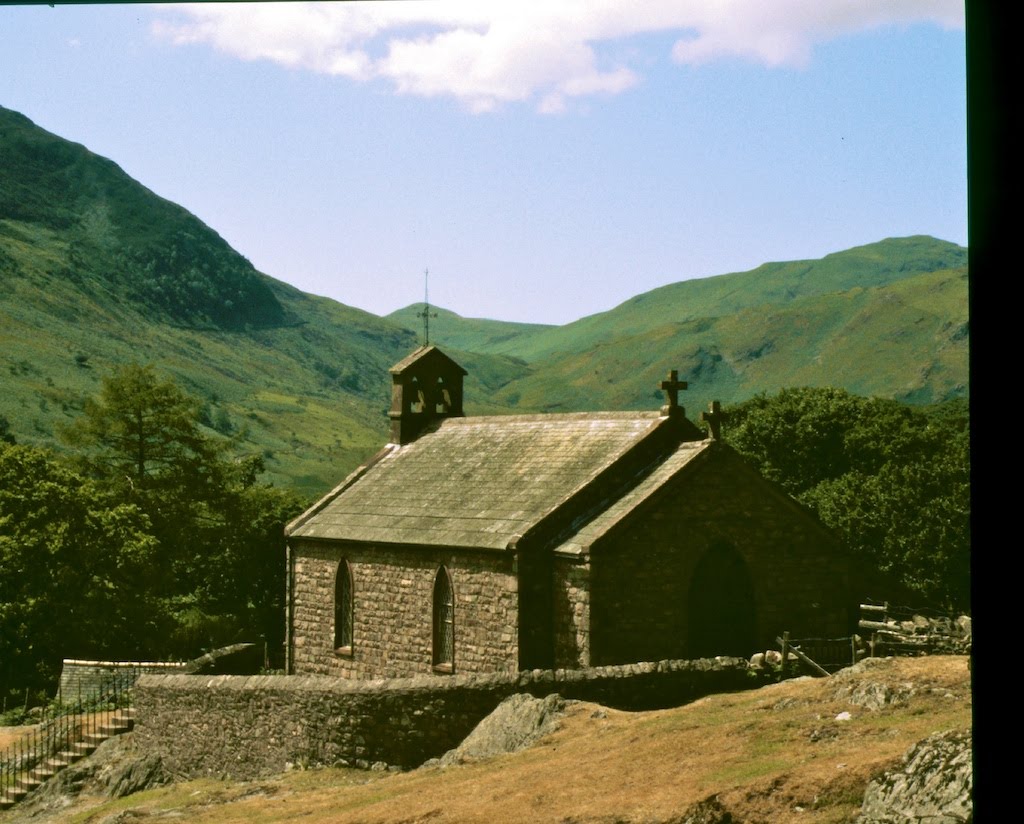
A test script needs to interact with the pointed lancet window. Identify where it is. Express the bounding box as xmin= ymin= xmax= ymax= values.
xmin=432 ymin=566 xmax=455 ymax=673
xmin=334 ymin=559 xmax=353 ymax=654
